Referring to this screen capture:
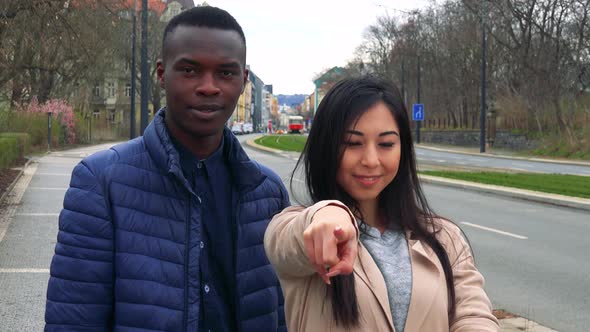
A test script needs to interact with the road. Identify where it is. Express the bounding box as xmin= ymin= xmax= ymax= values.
xmin=416 ymin=146 xmax=590 ymax=176
xmin=0 ymin=138 xmax=588 ymax=331
xmin=245 ymin=135 xmax=590 ymax=332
